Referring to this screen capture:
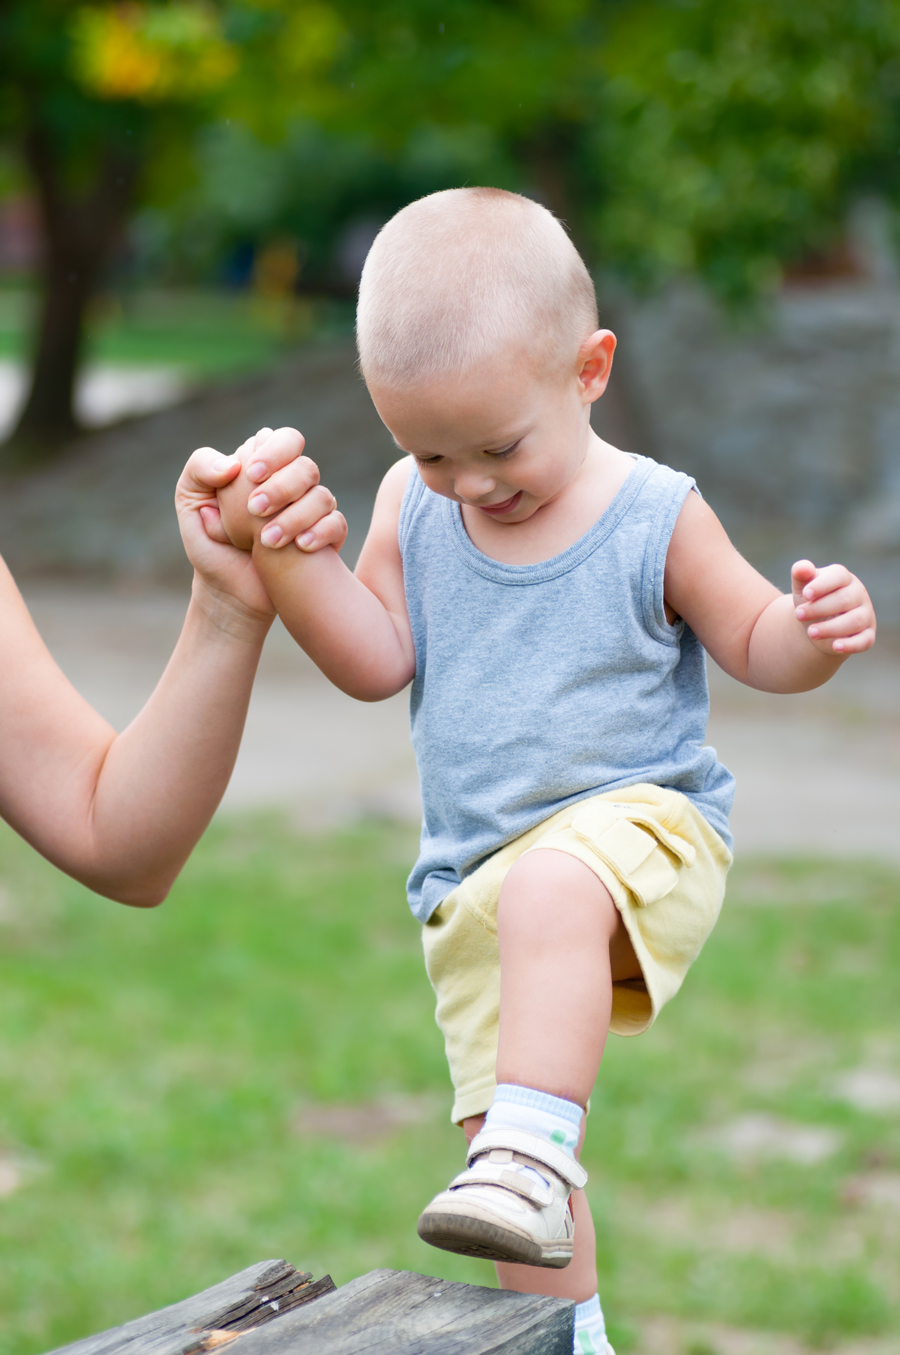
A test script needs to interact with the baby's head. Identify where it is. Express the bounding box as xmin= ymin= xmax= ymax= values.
xmin=358 ymin=187 xmax=598 ymax=391
xmin=356 ymin=188 xmax=615 ymax=523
